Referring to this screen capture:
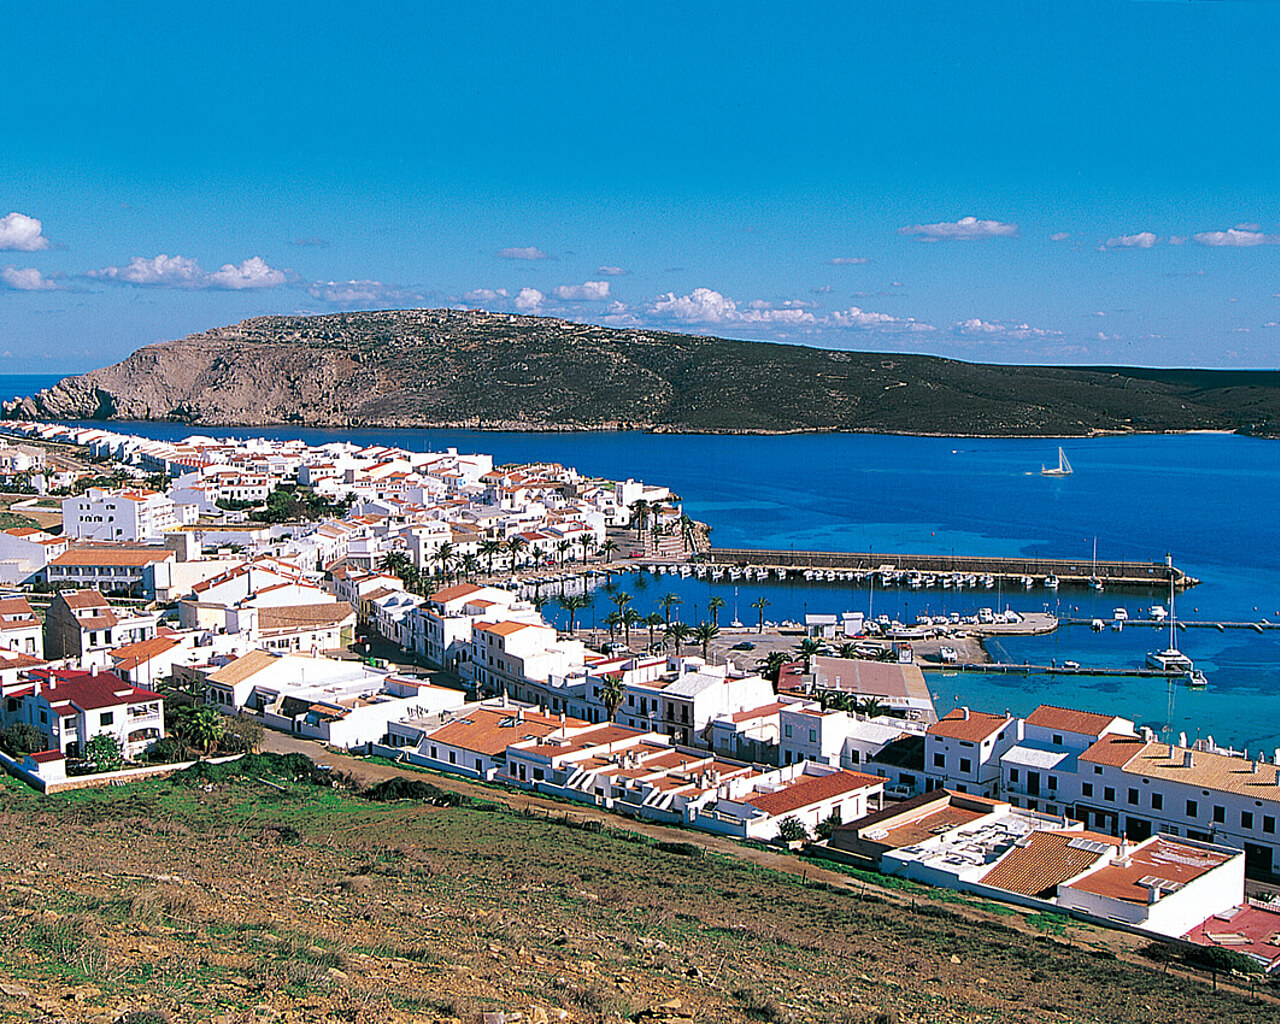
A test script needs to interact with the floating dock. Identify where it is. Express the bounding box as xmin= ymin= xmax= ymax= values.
xmin=709 ymin=547 xmax=1196 ymax=589
xmin=927 ymin=662 xmax=1193 ymax=679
